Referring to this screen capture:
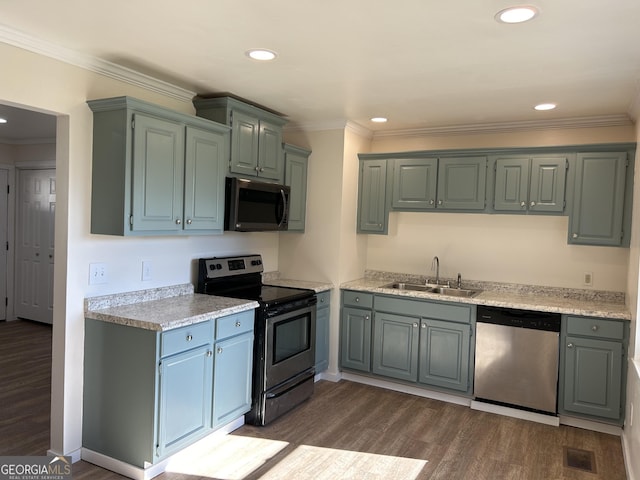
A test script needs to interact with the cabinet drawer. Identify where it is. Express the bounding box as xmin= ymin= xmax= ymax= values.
xmin=565 ymin=316 xmax=624 ymax=340
xmin=162 ymin=321 xmax=212 ymax=358
xmin=317 ymin=291 xmax=331 ymax=308
xmin=343 ymin=290 xmax=373 ymax=308
xmin=216 ymin=310 xmax=254 ymax=341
